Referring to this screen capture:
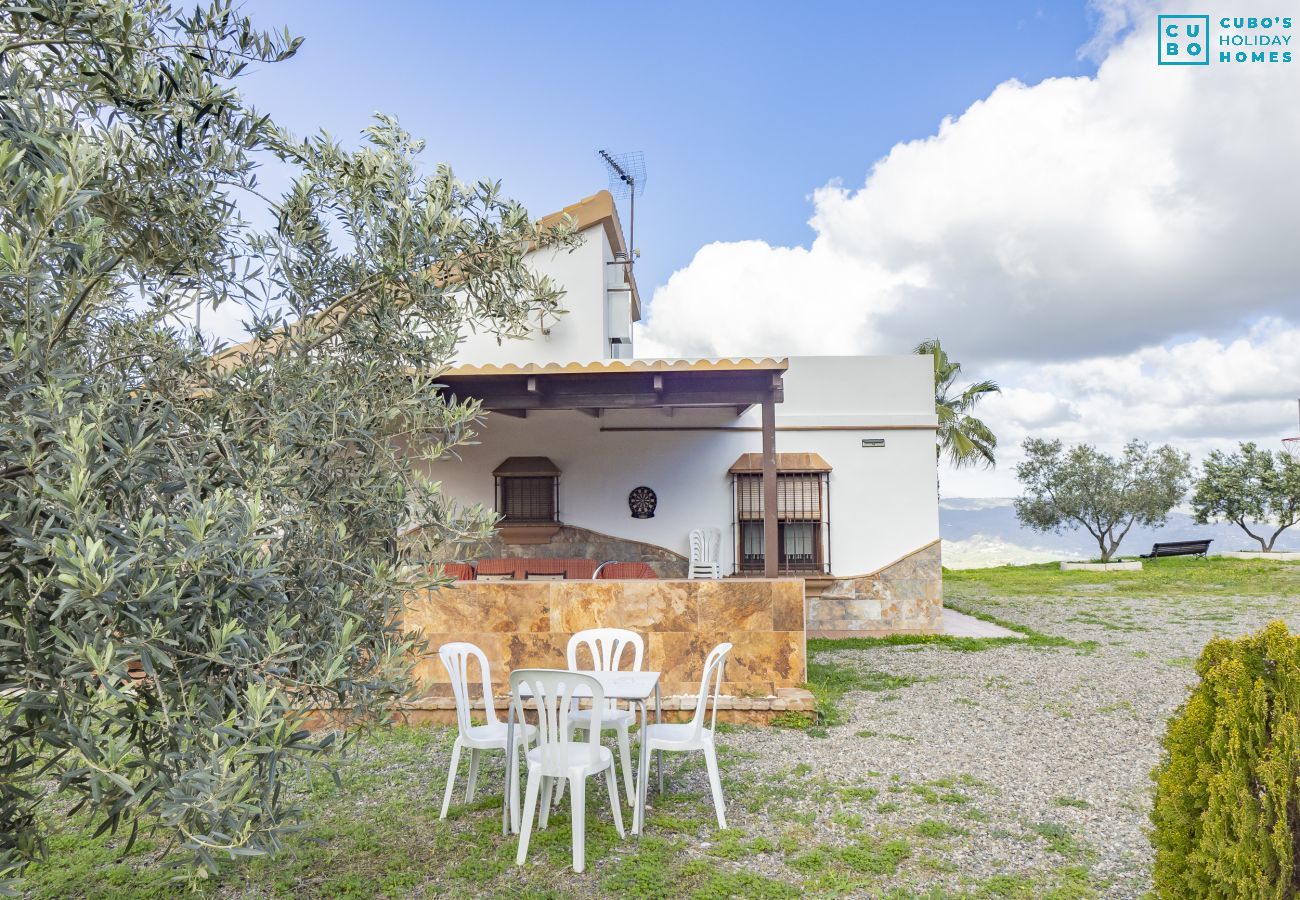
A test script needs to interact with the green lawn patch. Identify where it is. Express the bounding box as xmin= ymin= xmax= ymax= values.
xmin=945 ymin=555 xmax=1300 ymax=599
